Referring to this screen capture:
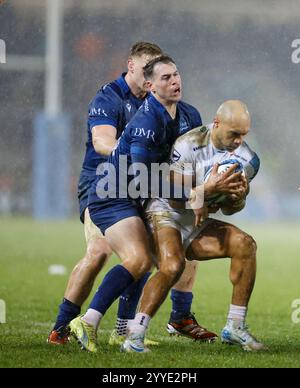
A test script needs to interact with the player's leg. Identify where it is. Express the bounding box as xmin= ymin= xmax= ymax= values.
xmin=168 ymin=260 xmax=218 ymax=341
xmin=140 ymin=226 xmax=185 ymax=316
xmin=186 ymin=219 xmax=266 ymax=351
xmin=187 ymin=219 xmax=256 ymax=306
xmin=70 ymin=215 xmax=153 ymax=352
xmin=109 ymin=271 xmax=160 ymax=346
xmin=48 ymin=209 xmax=111 ymax=345
xmin=72 ymin=210 xmax=154 ymax=346
xmin=122 ymin=226 xmax=186 ymax=352
xmin=141 ymin=211 xmax=217 ymax=342
xmin=65 ymin=208 xmax=112 ymax=305
xmin=169 ymin=261 xmax=198 ymax=326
